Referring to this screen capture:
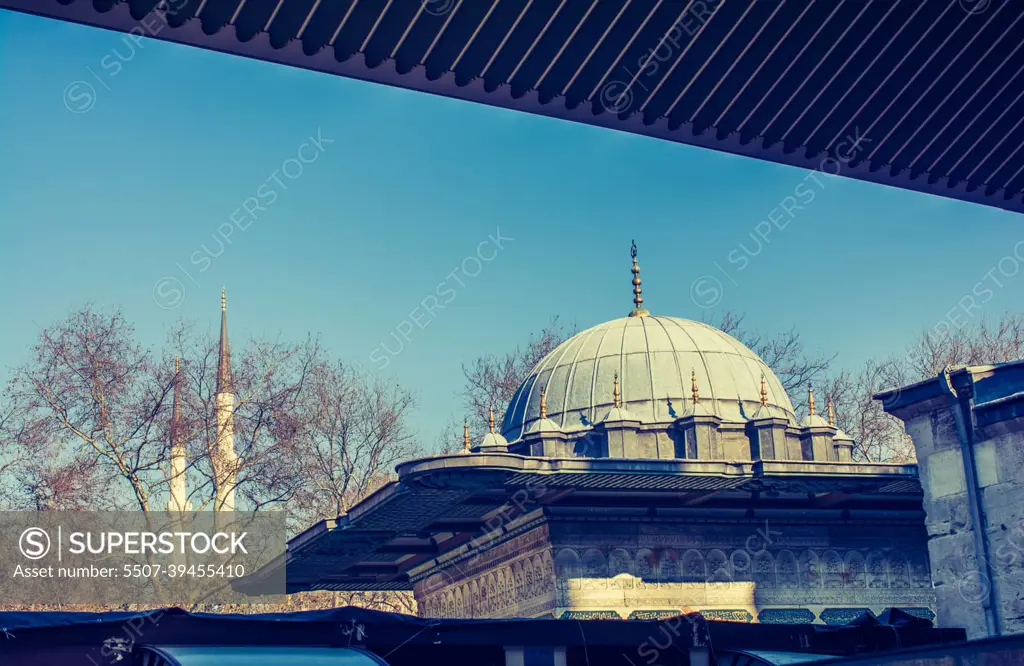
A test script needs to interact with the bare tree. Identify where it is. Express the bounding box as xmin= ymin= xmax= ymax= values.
xmin=0 ymin=305 xmax=423 ymax=614
xmin=0 ymin=307 xmax=172 ymax=511
xmin=0 ymin=307 xmax=401 ymax=517
xmin=907 ymin=313 xmax=1024 ymax=377
xmin=288 ymin=361 xmax=418 ymax=526
xmin=816 ymin=362 xmax=916 ymax=463
xmin=816 ymin=313 xmax=1024 ymax=463
xmin=715 ymin=311 xmax=835 ymax=413
xmin=460 ymin=317 xmax=573 ymax=438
